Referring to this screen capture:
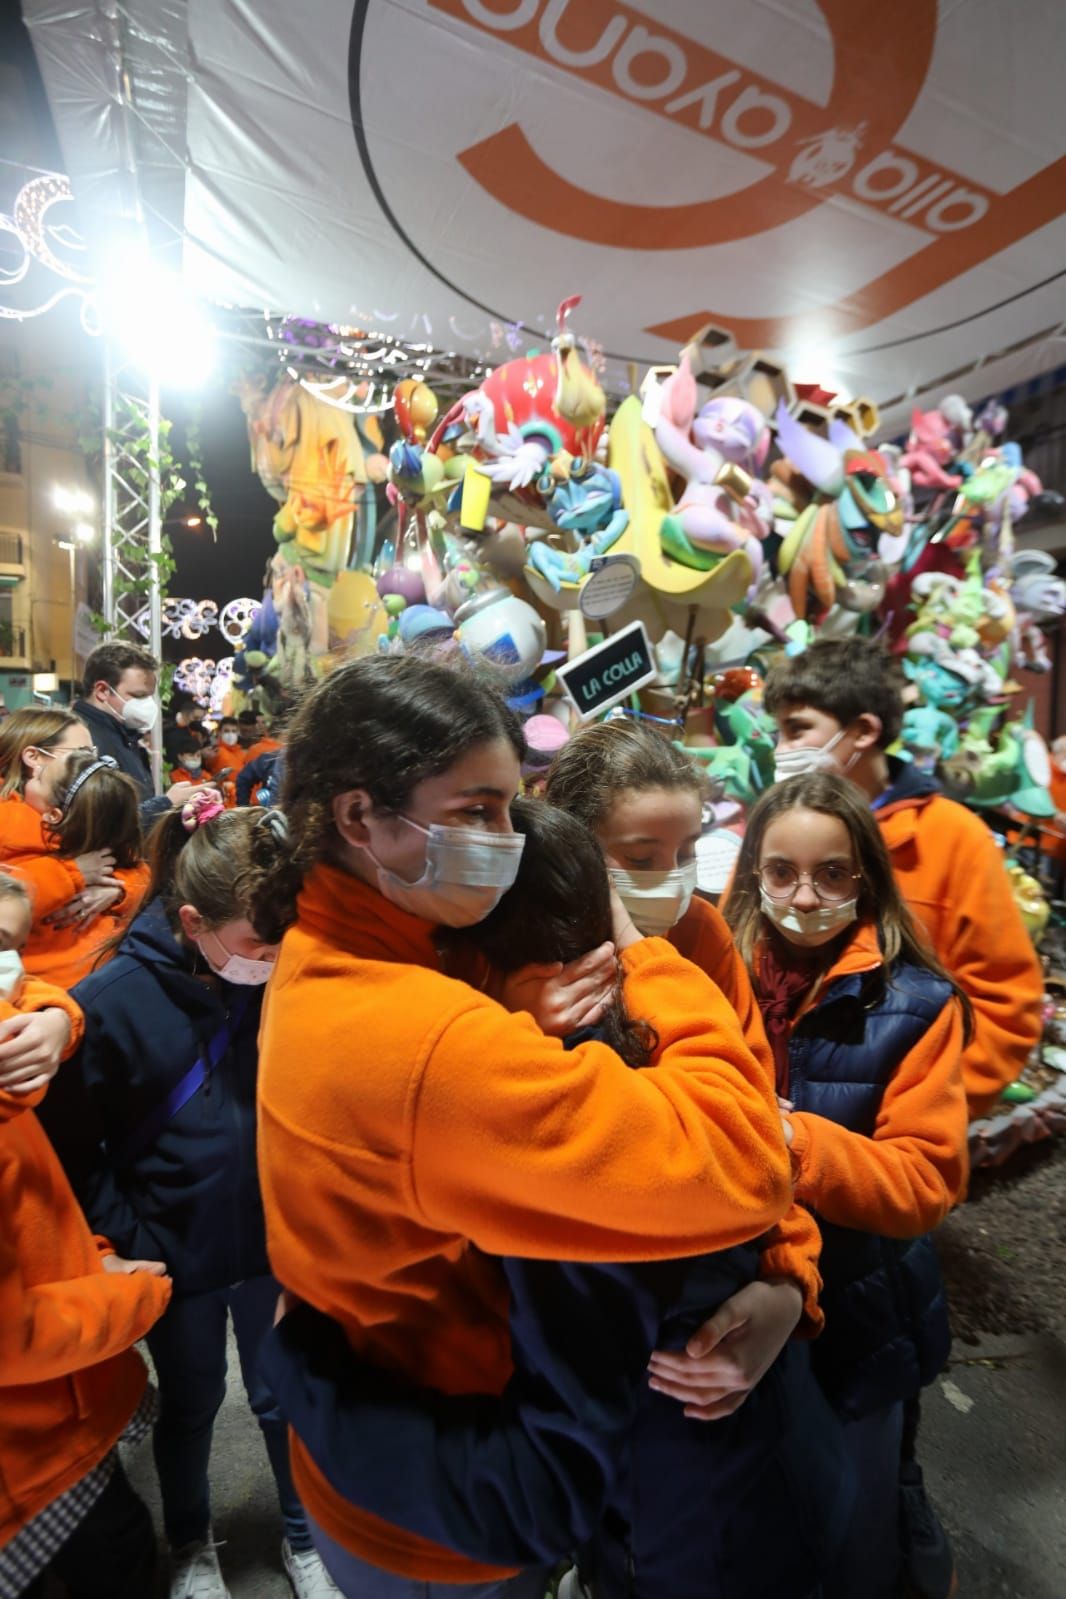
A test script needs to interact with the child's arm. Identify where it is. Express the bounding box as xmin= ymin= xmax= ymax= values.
xmin=0 ymin=1213 xmax=170 ymax=1383
xmin=0 ymin=981 xmax=83 ymax=1094
xmin=3 ymin=853 xmax=83 ymax=921
xmin=941 ymin=811 xmax=1043 ymax=1118
xmin=786 ymin=998 xmax=968 ymax=1237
